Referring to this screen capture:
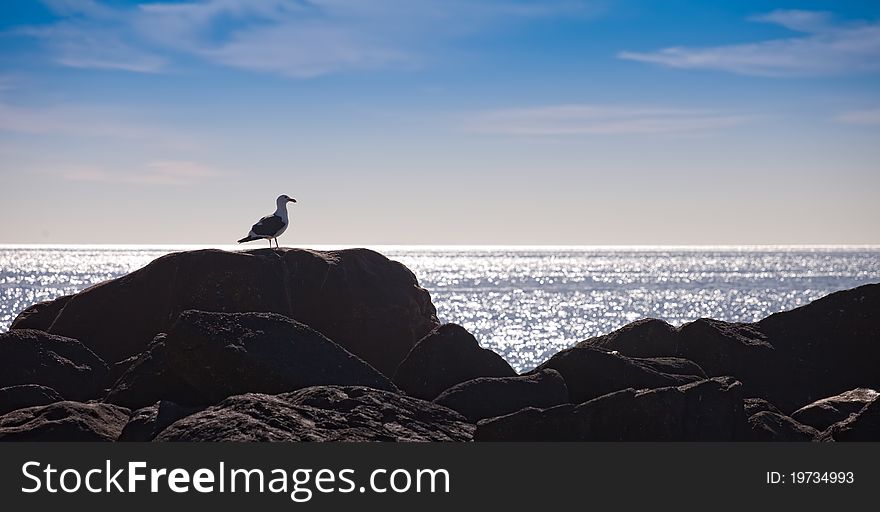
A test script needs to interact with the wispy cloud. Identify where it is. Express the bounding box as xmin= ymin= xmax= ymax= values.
xmin=16 ymin=0 xmax=598 ymax=77
xmin=835 ymin=108 xmax=880 ymax=126
xmin=618 ymin=10 xmax=880 ymax=77
xmin=0 ymin=99 xmax=200 ymax=150
xmin=464 ymin=105 xmax=751 ymax=136
xmin=61 ymin=160 xmax=228 ymax=186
